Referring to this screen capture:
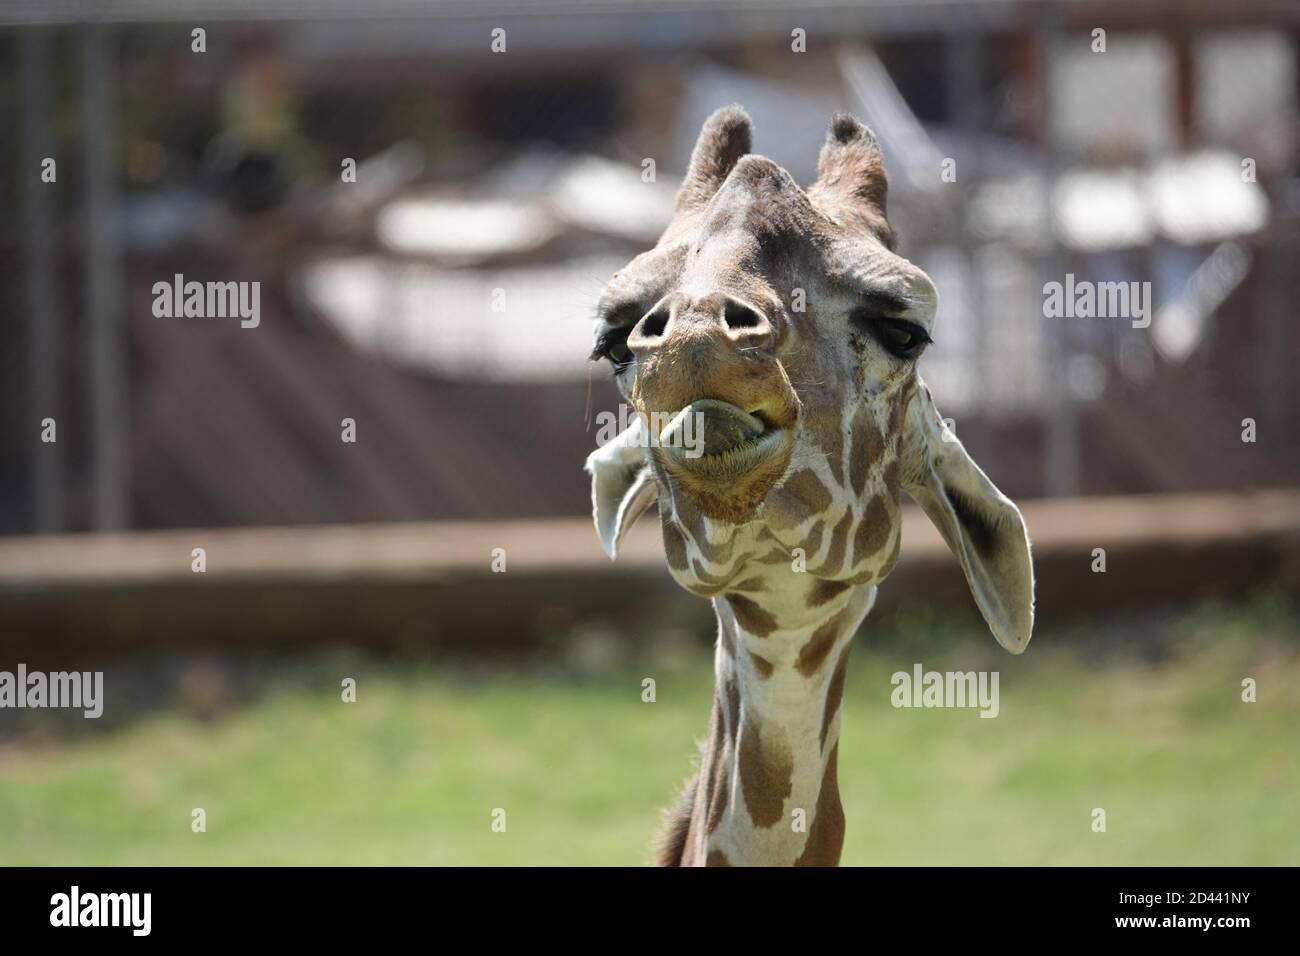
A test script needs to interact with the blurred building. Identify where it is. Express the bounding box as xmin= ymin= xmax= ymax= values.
xmin=2 ymin=0 xmax=1298 ymax=535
